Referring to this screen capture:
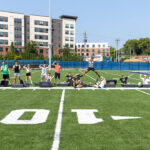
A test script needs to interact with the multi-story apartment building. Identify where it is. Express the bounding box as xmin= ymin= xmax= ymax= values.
xmin=0 ymin=11 xmax=25 ymax=55
xmin=76 ymin=42 xmax=110 ymax=57
xmin=52 ymin=15 xmax=77 ymax=55
xmin=0 ymin=11 xmax=77 ymax=57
